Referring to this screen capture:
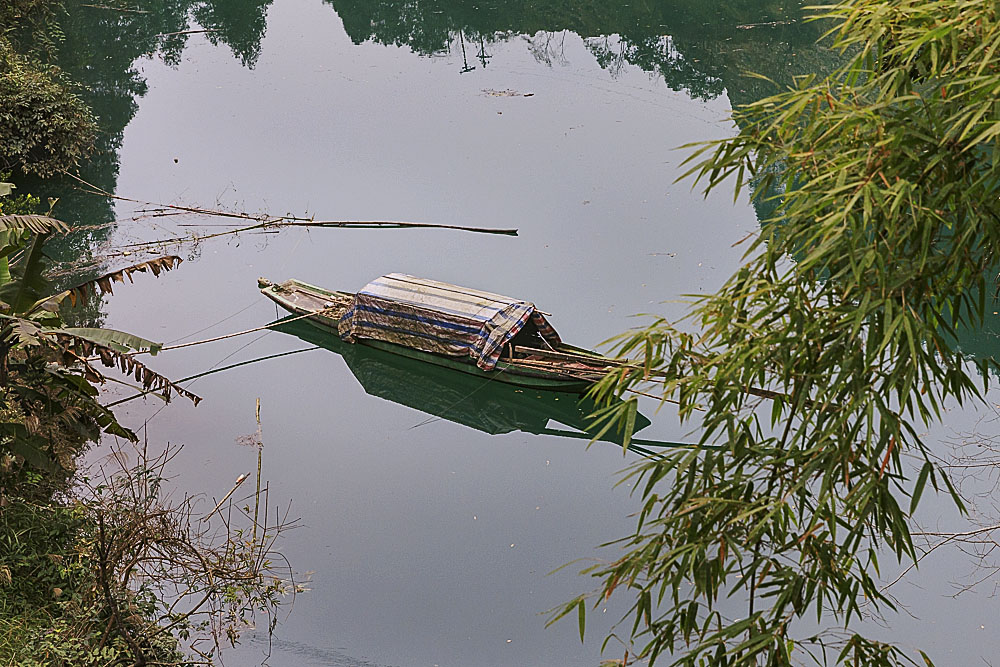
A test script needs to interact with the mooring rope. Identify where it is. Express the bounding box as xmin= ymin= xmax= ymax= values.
xmin=88 ymin=304 xmax=337 ymax=362
xmin=104 ymin=345 xmax=318 ymax=408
